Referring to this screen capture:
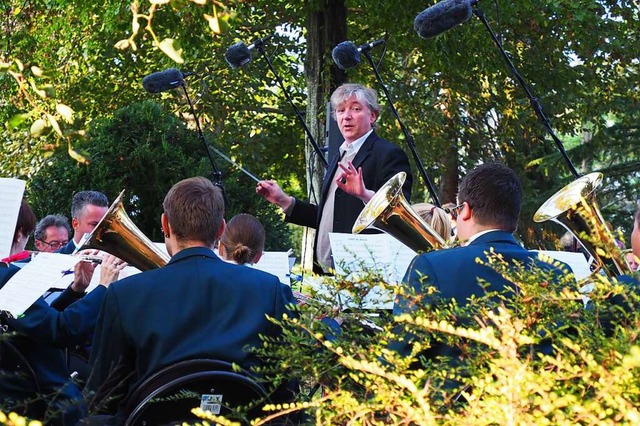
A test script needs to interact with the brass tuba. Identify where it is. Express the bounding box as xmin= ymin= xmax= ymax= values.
xmin=352 ymin=172 xmax=447 ymax=253
xmin=533 ymin=172 xmax=629 ymax=277
xmin=76 ymin=190 xmax=170 ymax=271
